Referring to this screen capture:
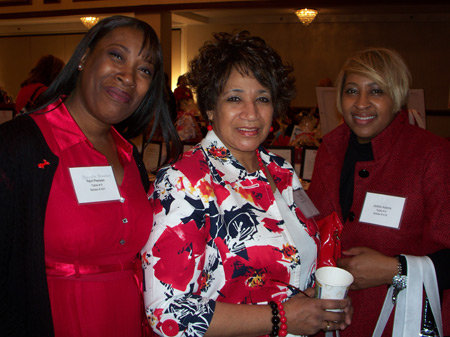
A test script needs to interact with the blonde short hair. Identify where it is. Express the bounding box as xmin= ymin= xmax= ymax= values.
xmin=335 ymin=48 xmax=411 ymax=114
